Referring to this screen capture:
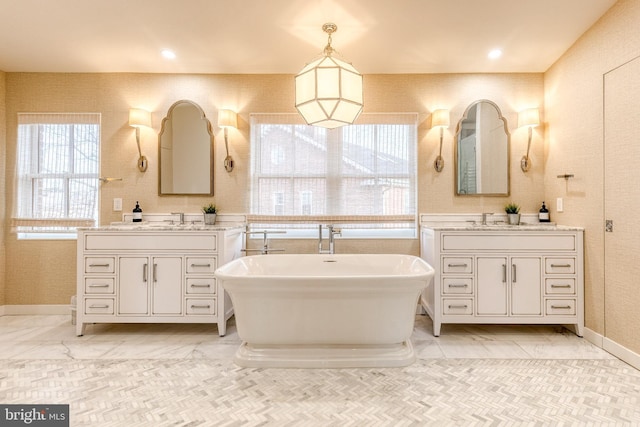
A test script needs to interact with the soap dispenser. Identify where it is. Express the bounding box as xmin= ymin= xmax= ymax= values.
xmin=539 ymin=201 xmax=550 ymax=223
xmin=132 ymin=201 xmax=143 ymax=222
